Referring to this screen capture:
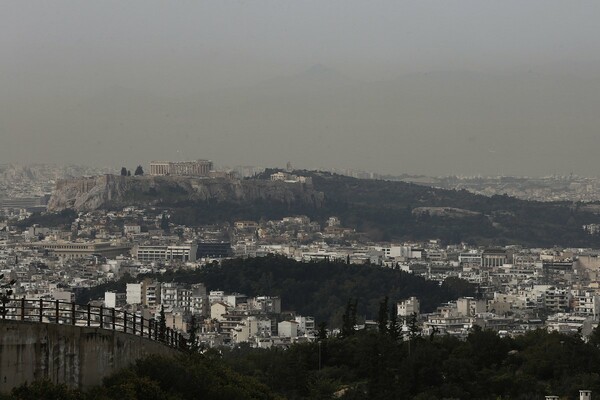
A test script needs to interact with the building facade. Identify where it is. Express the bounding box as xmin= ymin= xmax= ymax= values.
xmin=132 ymin=244 xmax=198 ymax=262
xmin=149 ymin=160 xmax=213 ymax=176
